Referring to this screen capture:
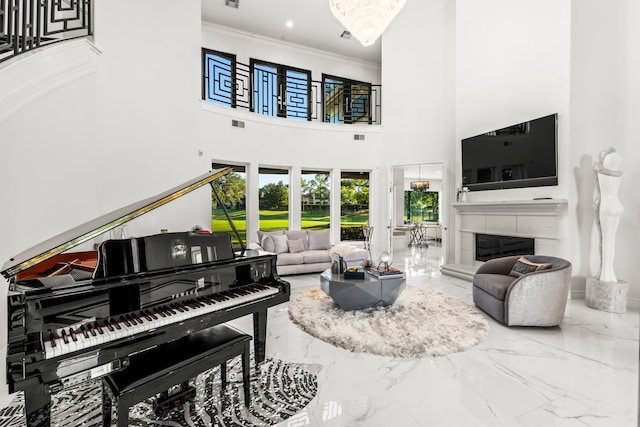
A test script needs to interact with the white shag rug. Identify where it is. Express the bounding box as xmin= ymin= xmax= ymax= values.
xmin=289 ymin=286 xmax=488 ymax=358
